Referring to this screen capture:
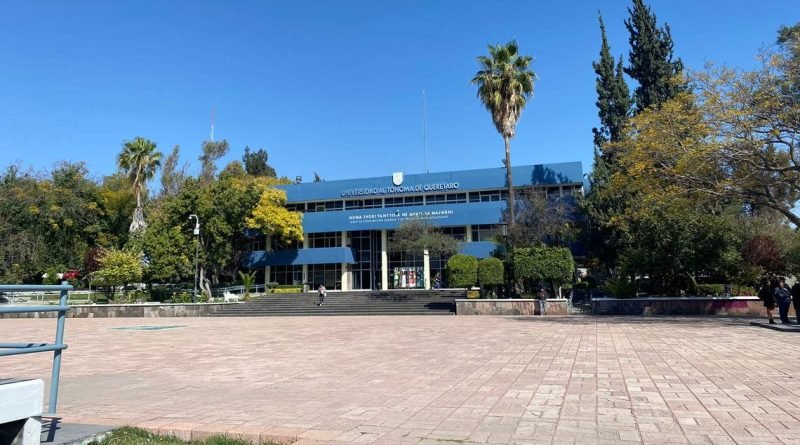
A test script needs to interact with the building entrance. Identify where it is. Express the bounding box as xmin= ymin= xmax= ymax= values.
xmin=350 ymin=230 xmax=381 ymax=290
